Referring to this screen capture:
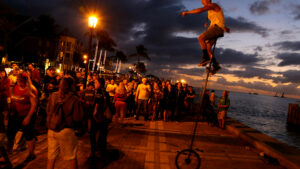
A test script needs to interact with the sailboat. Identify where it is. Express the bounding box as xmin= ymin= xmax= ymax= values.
xmin=281 ymin=92 xmax=285 ymax=98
